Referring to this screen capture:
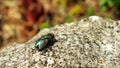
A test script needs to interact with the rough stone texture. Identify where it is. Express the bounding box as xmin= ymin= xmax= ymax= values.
xmin=0 ymin=16 xmax=120 ymax=68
